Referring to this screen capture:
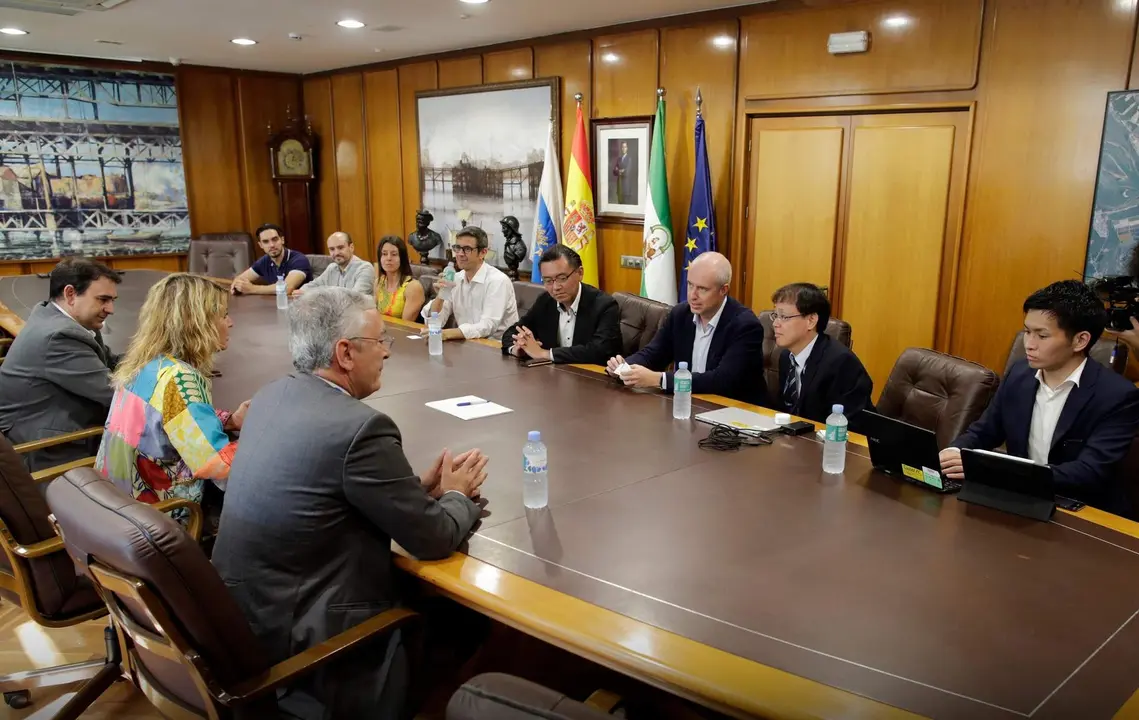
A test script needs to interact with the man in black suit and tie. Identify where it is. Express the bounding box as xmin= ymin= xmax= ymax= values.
xmin=940 ymin=280 xmax=1139 ymax=516
xmin=771 ymin=283 xmax=872 ymax=427
xmin=502 ymin=244 xmax=622 ymax=365
xmin=605 ymin=252 xmax=766 ymax=404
